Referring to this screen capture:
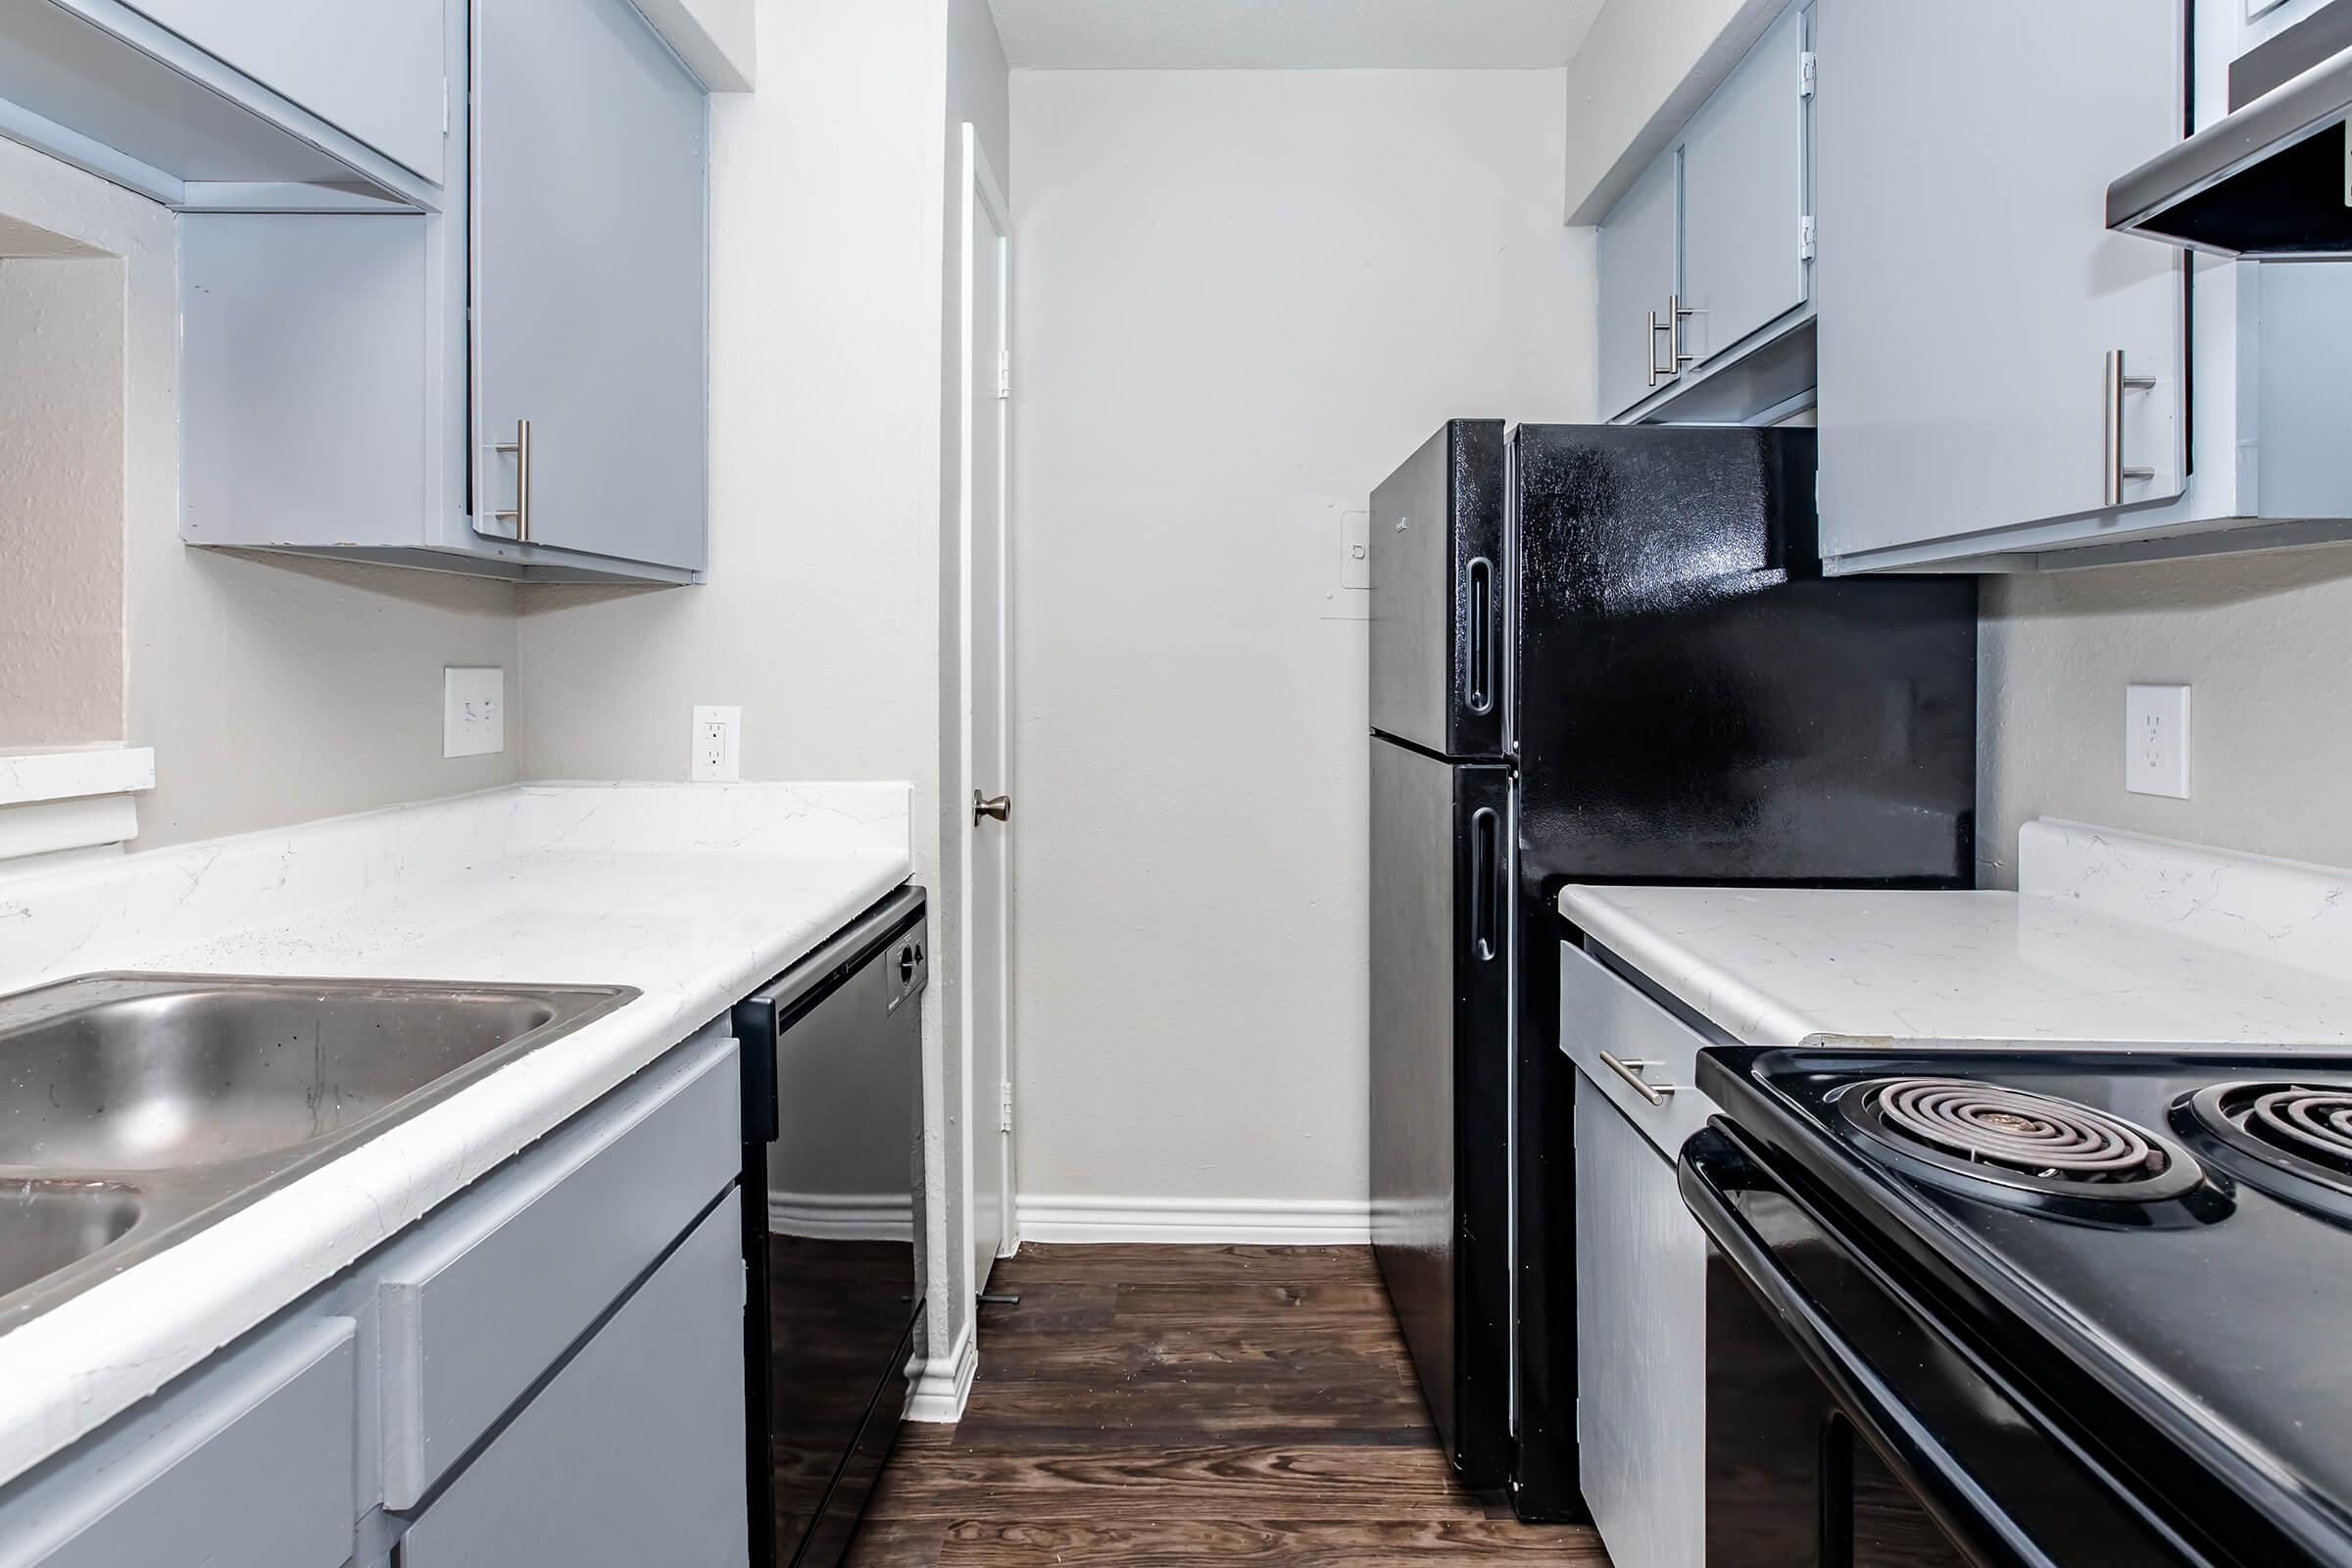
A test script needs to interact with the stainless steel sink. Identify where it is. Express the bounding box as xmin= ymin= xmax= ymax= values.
xmin=0 ymin=974 xmax=636 ymax=1333
xmin=0 ymin=1185 xmax=141 ymax=1301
